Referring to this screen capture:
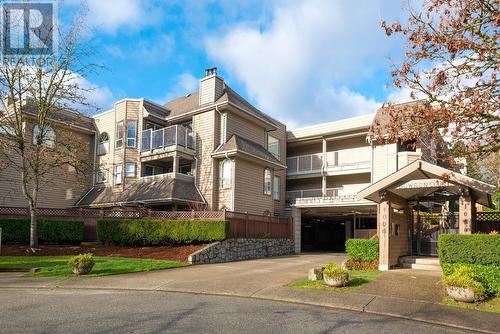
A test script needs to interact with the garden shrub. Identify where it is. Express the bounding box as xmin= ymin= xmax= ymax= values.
xmin=0 ymin=219 xmax=84 ymax=244
xmin=438 ymin=234 xmax=500 ymax=295
xmin=442 ymin=265 xmax=486 ymax=301
xmin=323 ymin=262 xmax=349 ymax=285
xmin=345 ymin=239 xmax=379 ymax=269
xmin=68 ymin=253 xmax=95 ymax=275
xmin=96 ymin=219 xmax=228 ymax=246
